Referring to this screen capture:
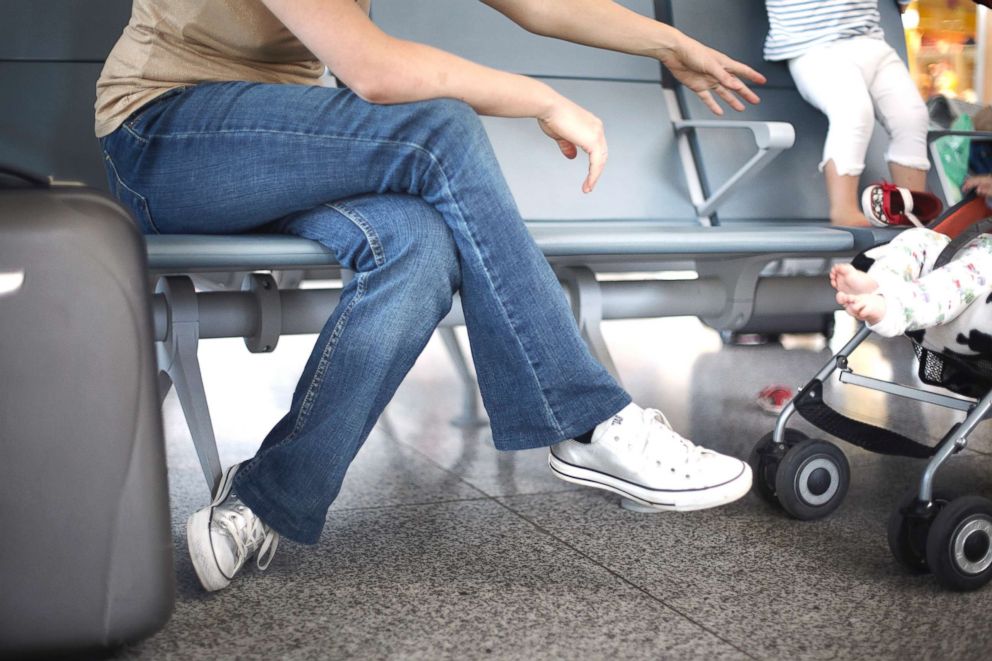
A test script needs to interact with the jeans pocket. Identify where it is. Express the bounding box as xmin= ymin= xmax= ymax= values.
xmin=102 ymin=151 xmax=159 ymax=235
xmin=123 ymin=85 xmax=190 ymax=138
